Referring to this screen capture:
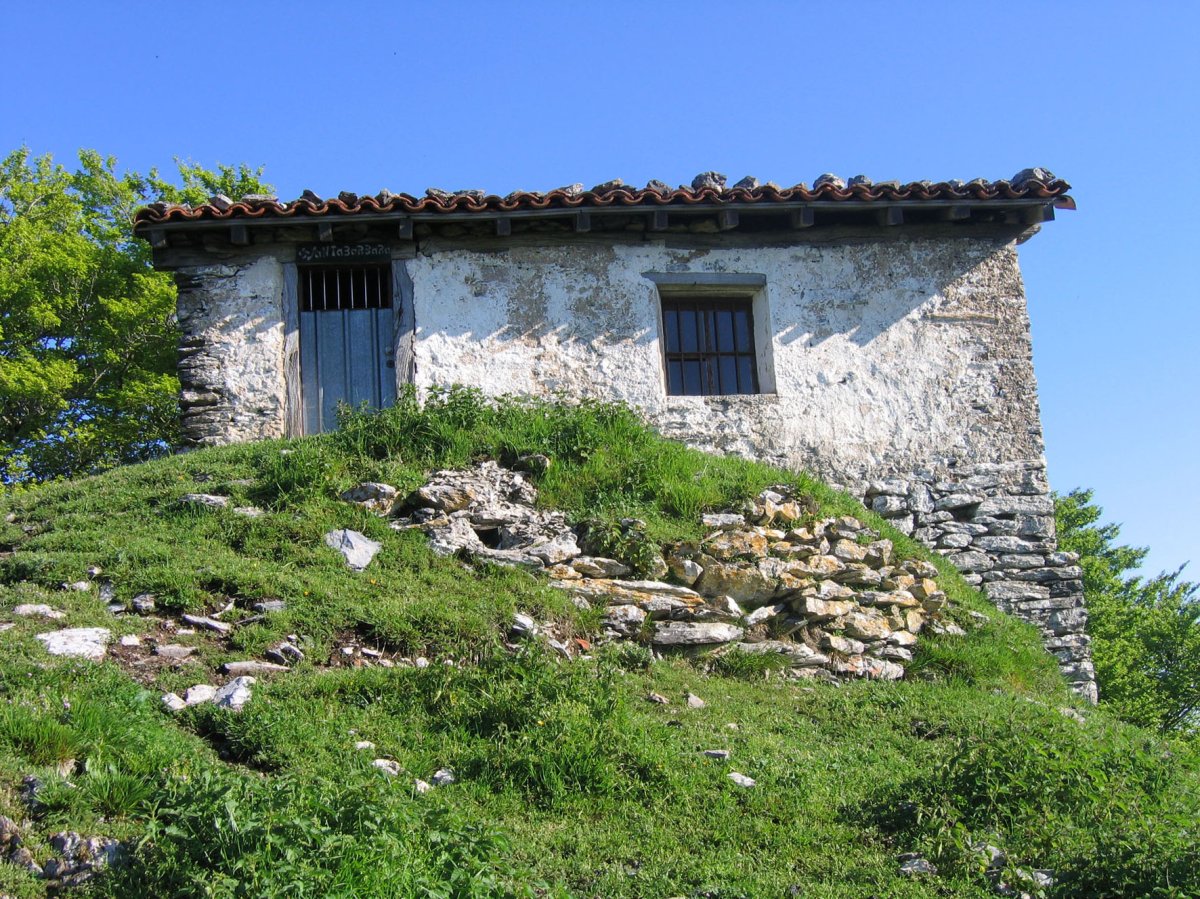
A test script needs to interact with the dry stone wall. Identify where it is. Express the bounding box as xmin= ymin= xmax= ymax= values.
xmin=383 ymin=462 xmax=976 ymax=686
xmin=861 ymin=460 xmax=1096 ymax=701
